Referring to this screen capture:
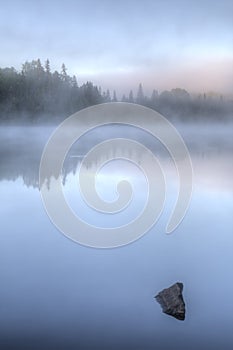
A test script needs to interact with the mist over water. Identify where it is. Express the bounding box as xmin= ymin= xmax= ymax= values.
xmin=1 ymin=0 xmax=232 ymax=346
xmin=0 ymin=120 xmax=233 ymax=349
